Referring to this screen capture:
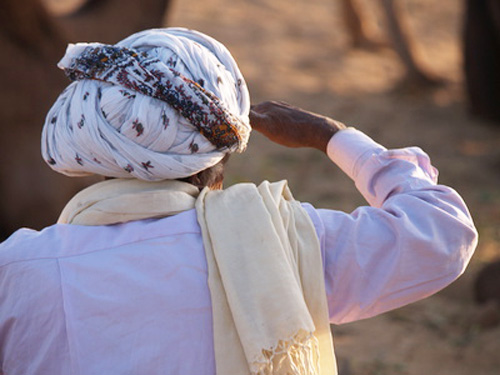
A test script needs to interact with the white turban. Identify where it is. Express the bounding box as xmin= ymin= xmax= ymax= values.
xmin=41 ymin=28 xmax=251 ymax=180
